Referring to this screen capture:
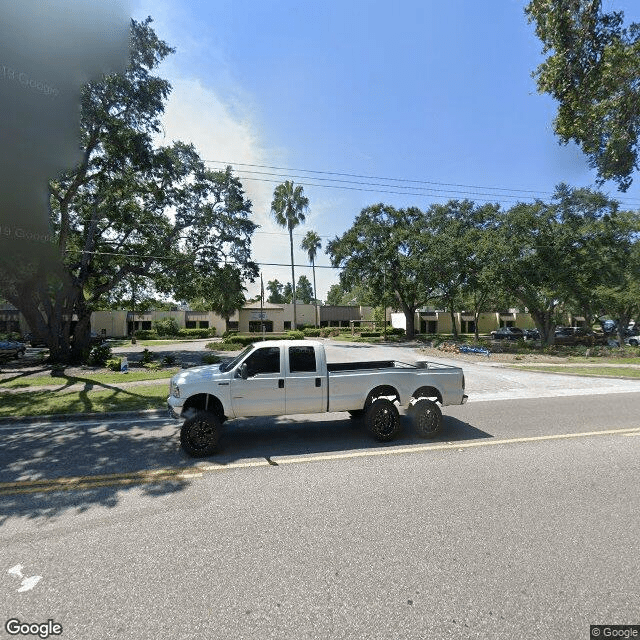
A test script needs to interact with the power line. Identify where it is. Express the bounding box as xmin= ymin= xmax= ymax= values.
xmin=206 ymin=159 xmax=640 ymax=206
